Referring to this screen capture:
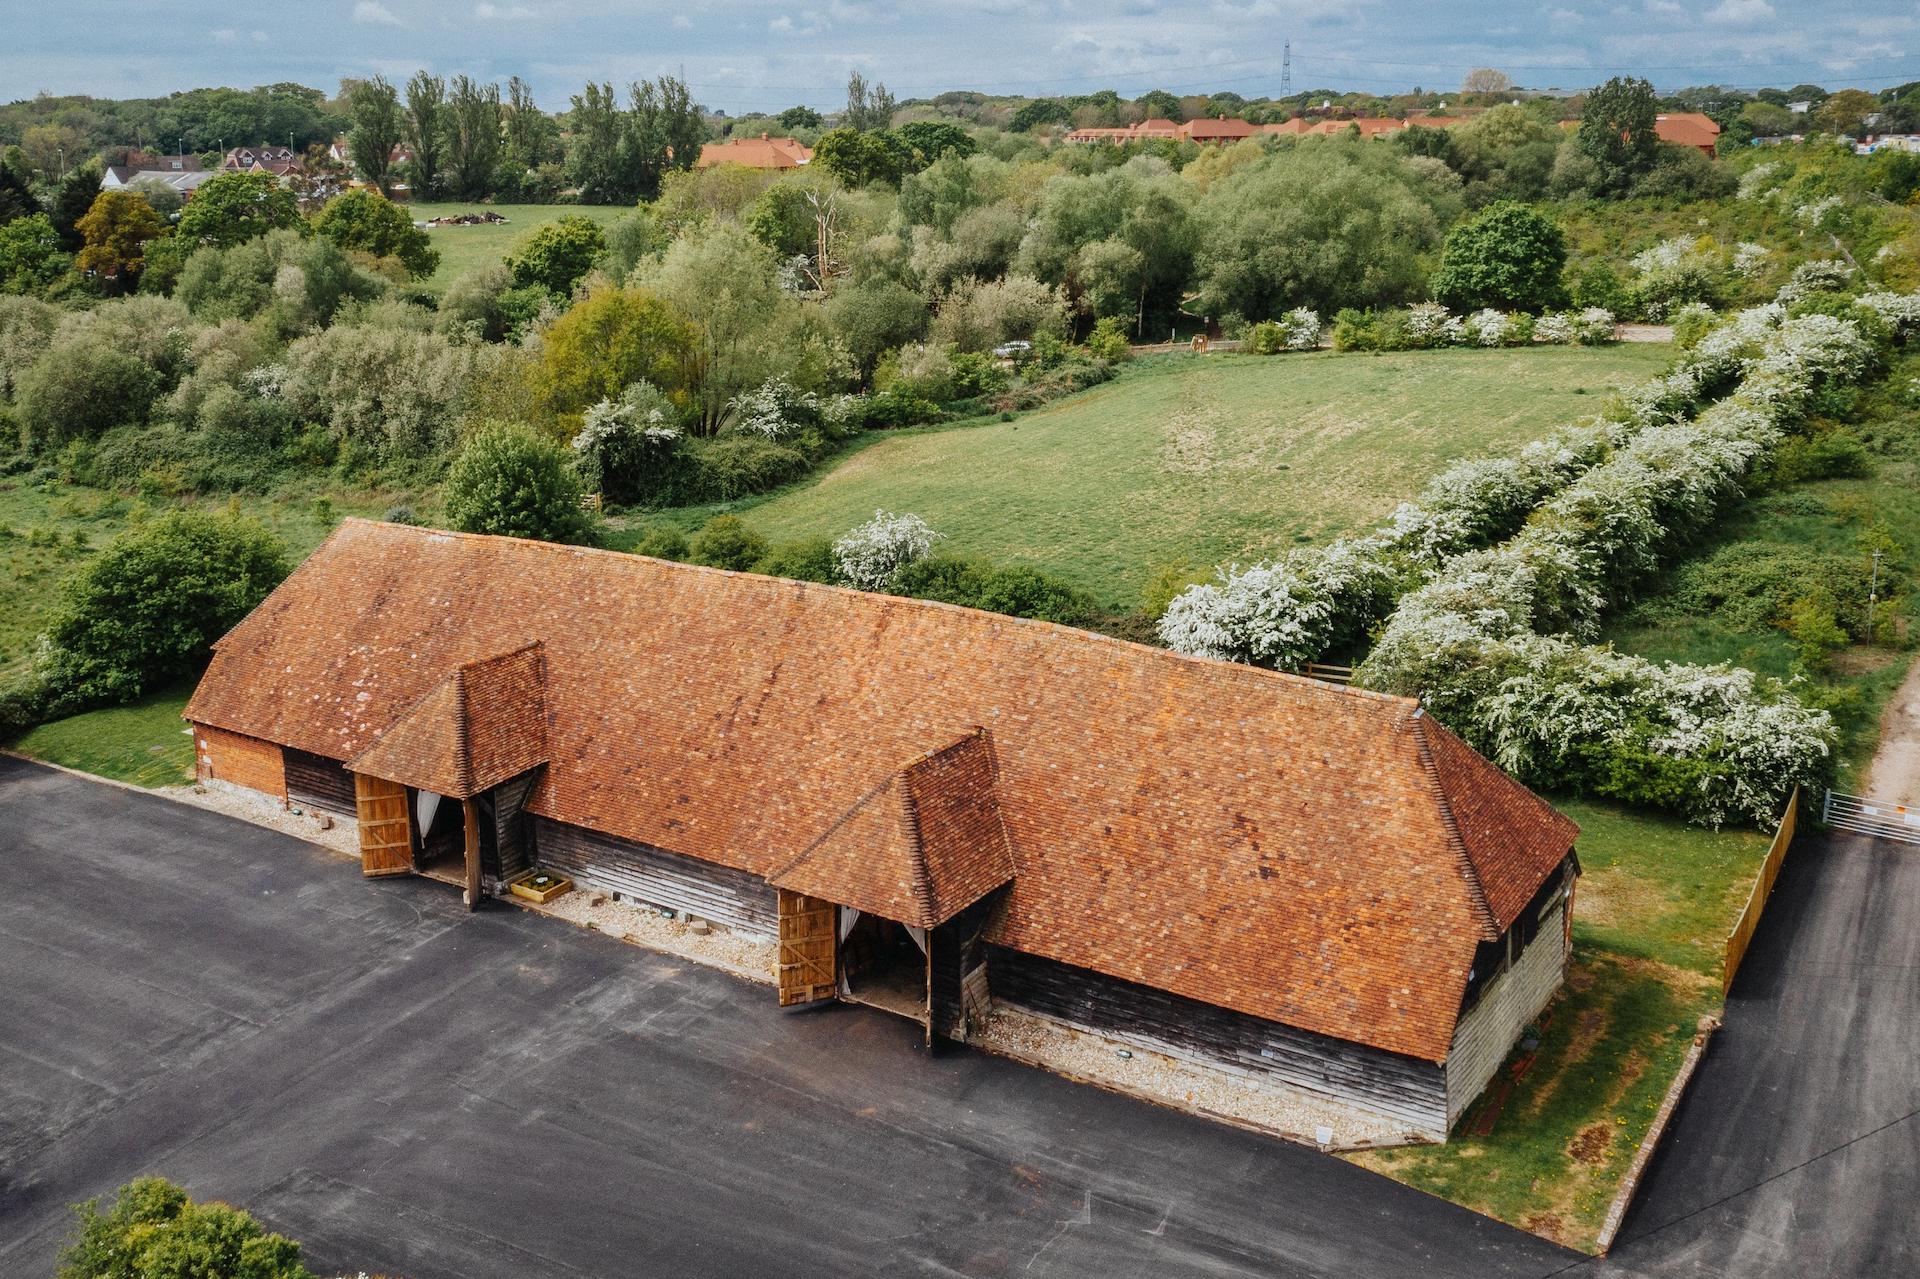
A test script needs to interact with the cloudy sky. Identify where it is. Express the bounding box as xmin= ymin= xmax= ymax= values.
xmin=2 ymin=0 xmax=1912 ymax=113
